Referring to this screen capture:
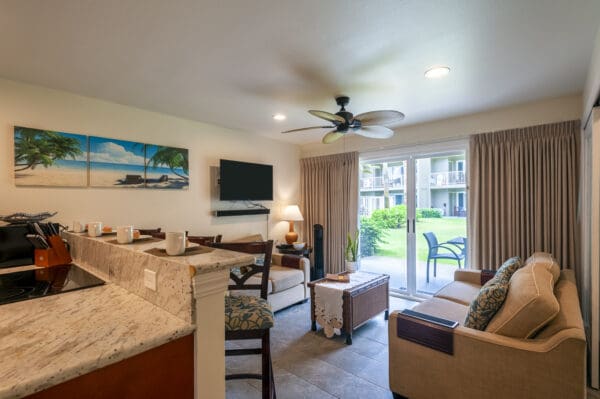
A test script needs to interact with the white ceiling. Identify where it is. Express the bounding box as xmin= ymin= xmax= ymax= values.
xmin=0 ymin=1 xmax=599 ymax=145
